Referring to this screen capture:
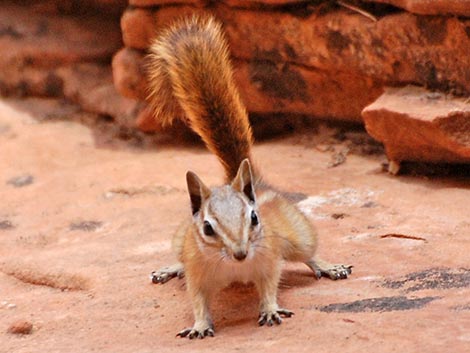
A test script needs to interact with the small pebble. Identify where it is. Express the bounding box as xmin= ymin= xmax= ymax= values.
xmin=103 ymin=192 xmax=115 ymax=199
xmin=69 ymin=221 xmax=103 ymax=232
xmin=7 ymin=175 xmax=34 ymax=187
xmin=0 ymin=220 xmax=14 ymax=230
xmin=425 ymin=92 xmax=442 ymax=100
xmin=7 ymin=320 xmax=33 ymax=335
